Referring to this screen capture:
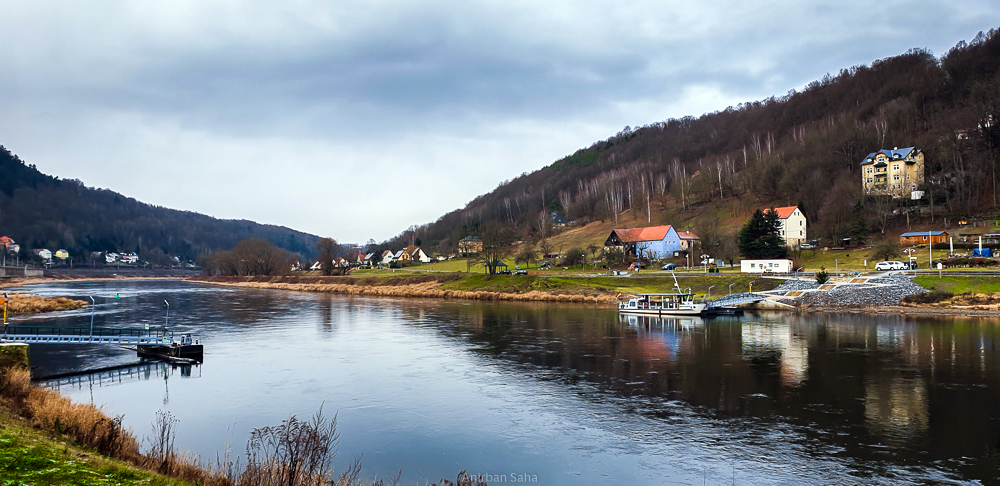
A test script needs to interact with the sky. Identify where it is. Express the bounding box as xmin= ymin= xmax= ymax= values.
xmin=2 ymin=1 xmax=1000 ymax=243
